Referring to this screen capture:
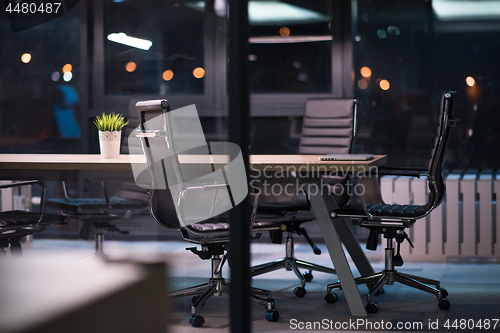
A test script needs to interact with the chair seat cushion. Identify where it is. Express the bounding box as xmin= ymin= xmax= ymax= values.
xmin=337 ymin=203 xmax=428 ymax=218
xmin=46 ymin=197 xmax=147 ymax=213
xmin=189 ymin=222 xmax=230 ymax=232
xmin=0 ymin=211 xmax=68 ymax=227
